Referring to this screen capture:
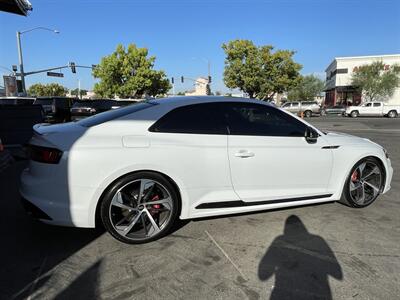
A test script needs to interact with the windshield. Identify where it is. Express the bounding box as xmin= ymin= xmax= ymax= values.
xmin=77 ymin=101 xmax=157 ymax=127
